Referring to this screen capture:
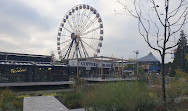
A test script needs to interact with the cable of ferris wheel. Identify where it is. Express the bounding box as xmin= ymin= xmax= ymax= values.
xmin=75 ymin=8 xmax=81 ymax=34
xmin=60 ymin=35 xmax=72 ymax=37
xmin=81 ymin=26 xmax=100 ymax=36
xmin=71 ymin=11 xmax=78 ymax=33
xmin=71 ymin=10 xmax=80 ymax=34
xmin=78 ymin=10 xmax=88 ymax=33
xmin=66 ymin=18 xmax=75 ymax=32
xmin=80 ymin=17 xmax=98 ymax=34
xmin=80 ymin=11 xmax=93 ymax=32
xmin=81 ymin=39 xmax=96 ymax=51
xmin=63 ymin=26 xmax=72 ymax=33
xmin=81 ymin=10 xmax=92 ymax=27
xmin=60 ymin=39 xmax=72 ymax=44
xmin=79 ymin=9 xmax=87 ymax=30
xmin=80 ymin=36 xmax=99 ymax=40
